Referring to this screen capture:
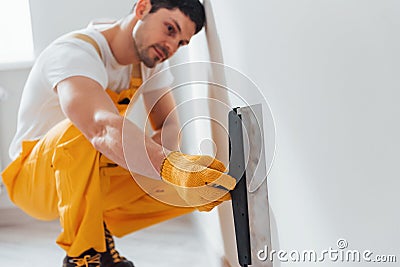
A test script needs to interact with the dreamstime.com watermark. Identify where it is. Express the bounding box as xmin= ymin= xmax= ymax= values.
xmin=257 ymin=239 xmax=397 ymax=263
